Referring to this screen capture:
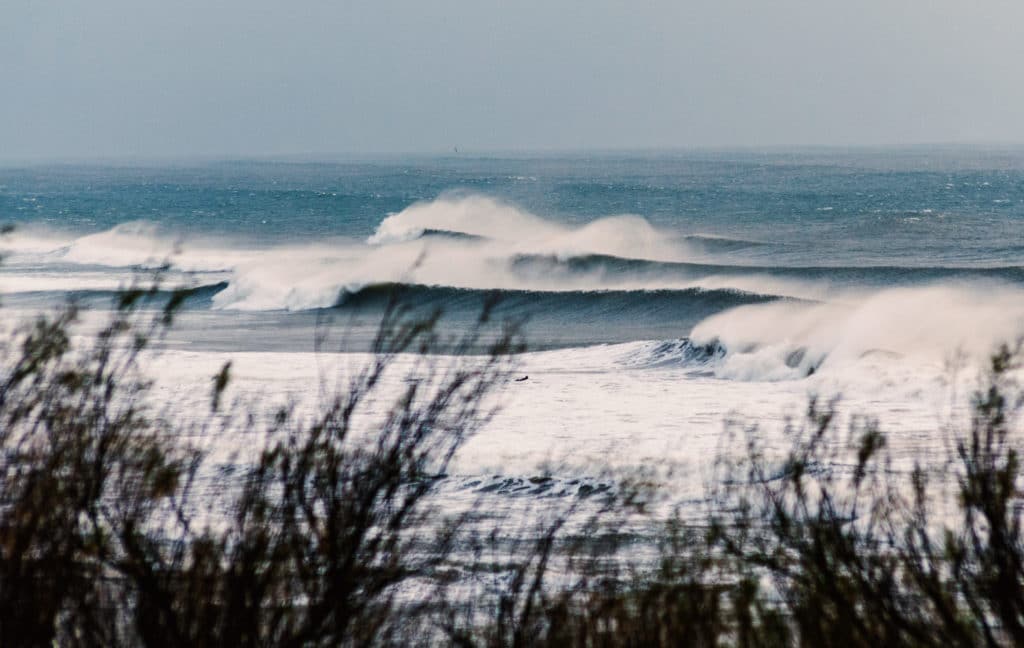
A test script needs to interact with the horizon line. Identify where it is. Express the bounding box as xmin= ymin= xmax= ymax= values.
xmin=4 ymin=141 xmax=1024 ymax=167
